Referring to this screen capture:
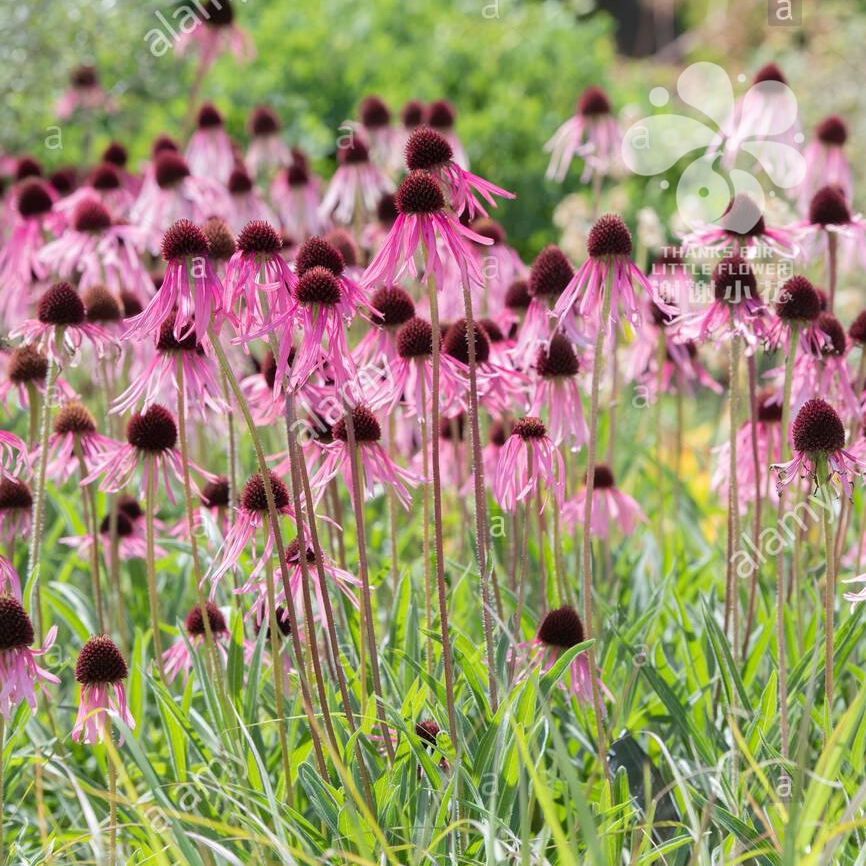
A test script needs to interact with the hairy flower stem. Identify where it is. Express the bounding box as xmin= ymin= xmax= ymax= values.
xmin=460 ymin=281 xmax=500 ymax=711
xmin=208 ymin=327 xmax=329 ymax=778
xmin=420 ymin=374 xmax=434 ymax=678
xmin=775 ymin=322 xmax=798 ymax=760
xmin=426 ymin=275 xmax=459 ymax=742
xmin=107 ymin=734 xmax=117 ymax=866
xmin=818 ymin=460 xmax=835 ymax=743
xmin=283 ymin=395 xmax=376 ymax=811
xmin=724 ymin=333 xmax=742 ymax=656
xmin=827 ymin=233 xmax=838 ymax=313
xmin=74 ymin=443 xmax=105 ymax=633
xmin=387 ymin=414 xmax=400 ymax=593
xmin=26 ymin=352 xmax=59 ymax=641
xmin=741 ymin=355 xmax=762 ymax=659
xmin=143 ymin=460 xmax=167 ymax=680
xmin=344 ymin=415 xmax=396 ymax=763
xmin=220 ymin=369 xmax=238 ymax=531
xmin=582 ymin=269 xmax=613 ymax=780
